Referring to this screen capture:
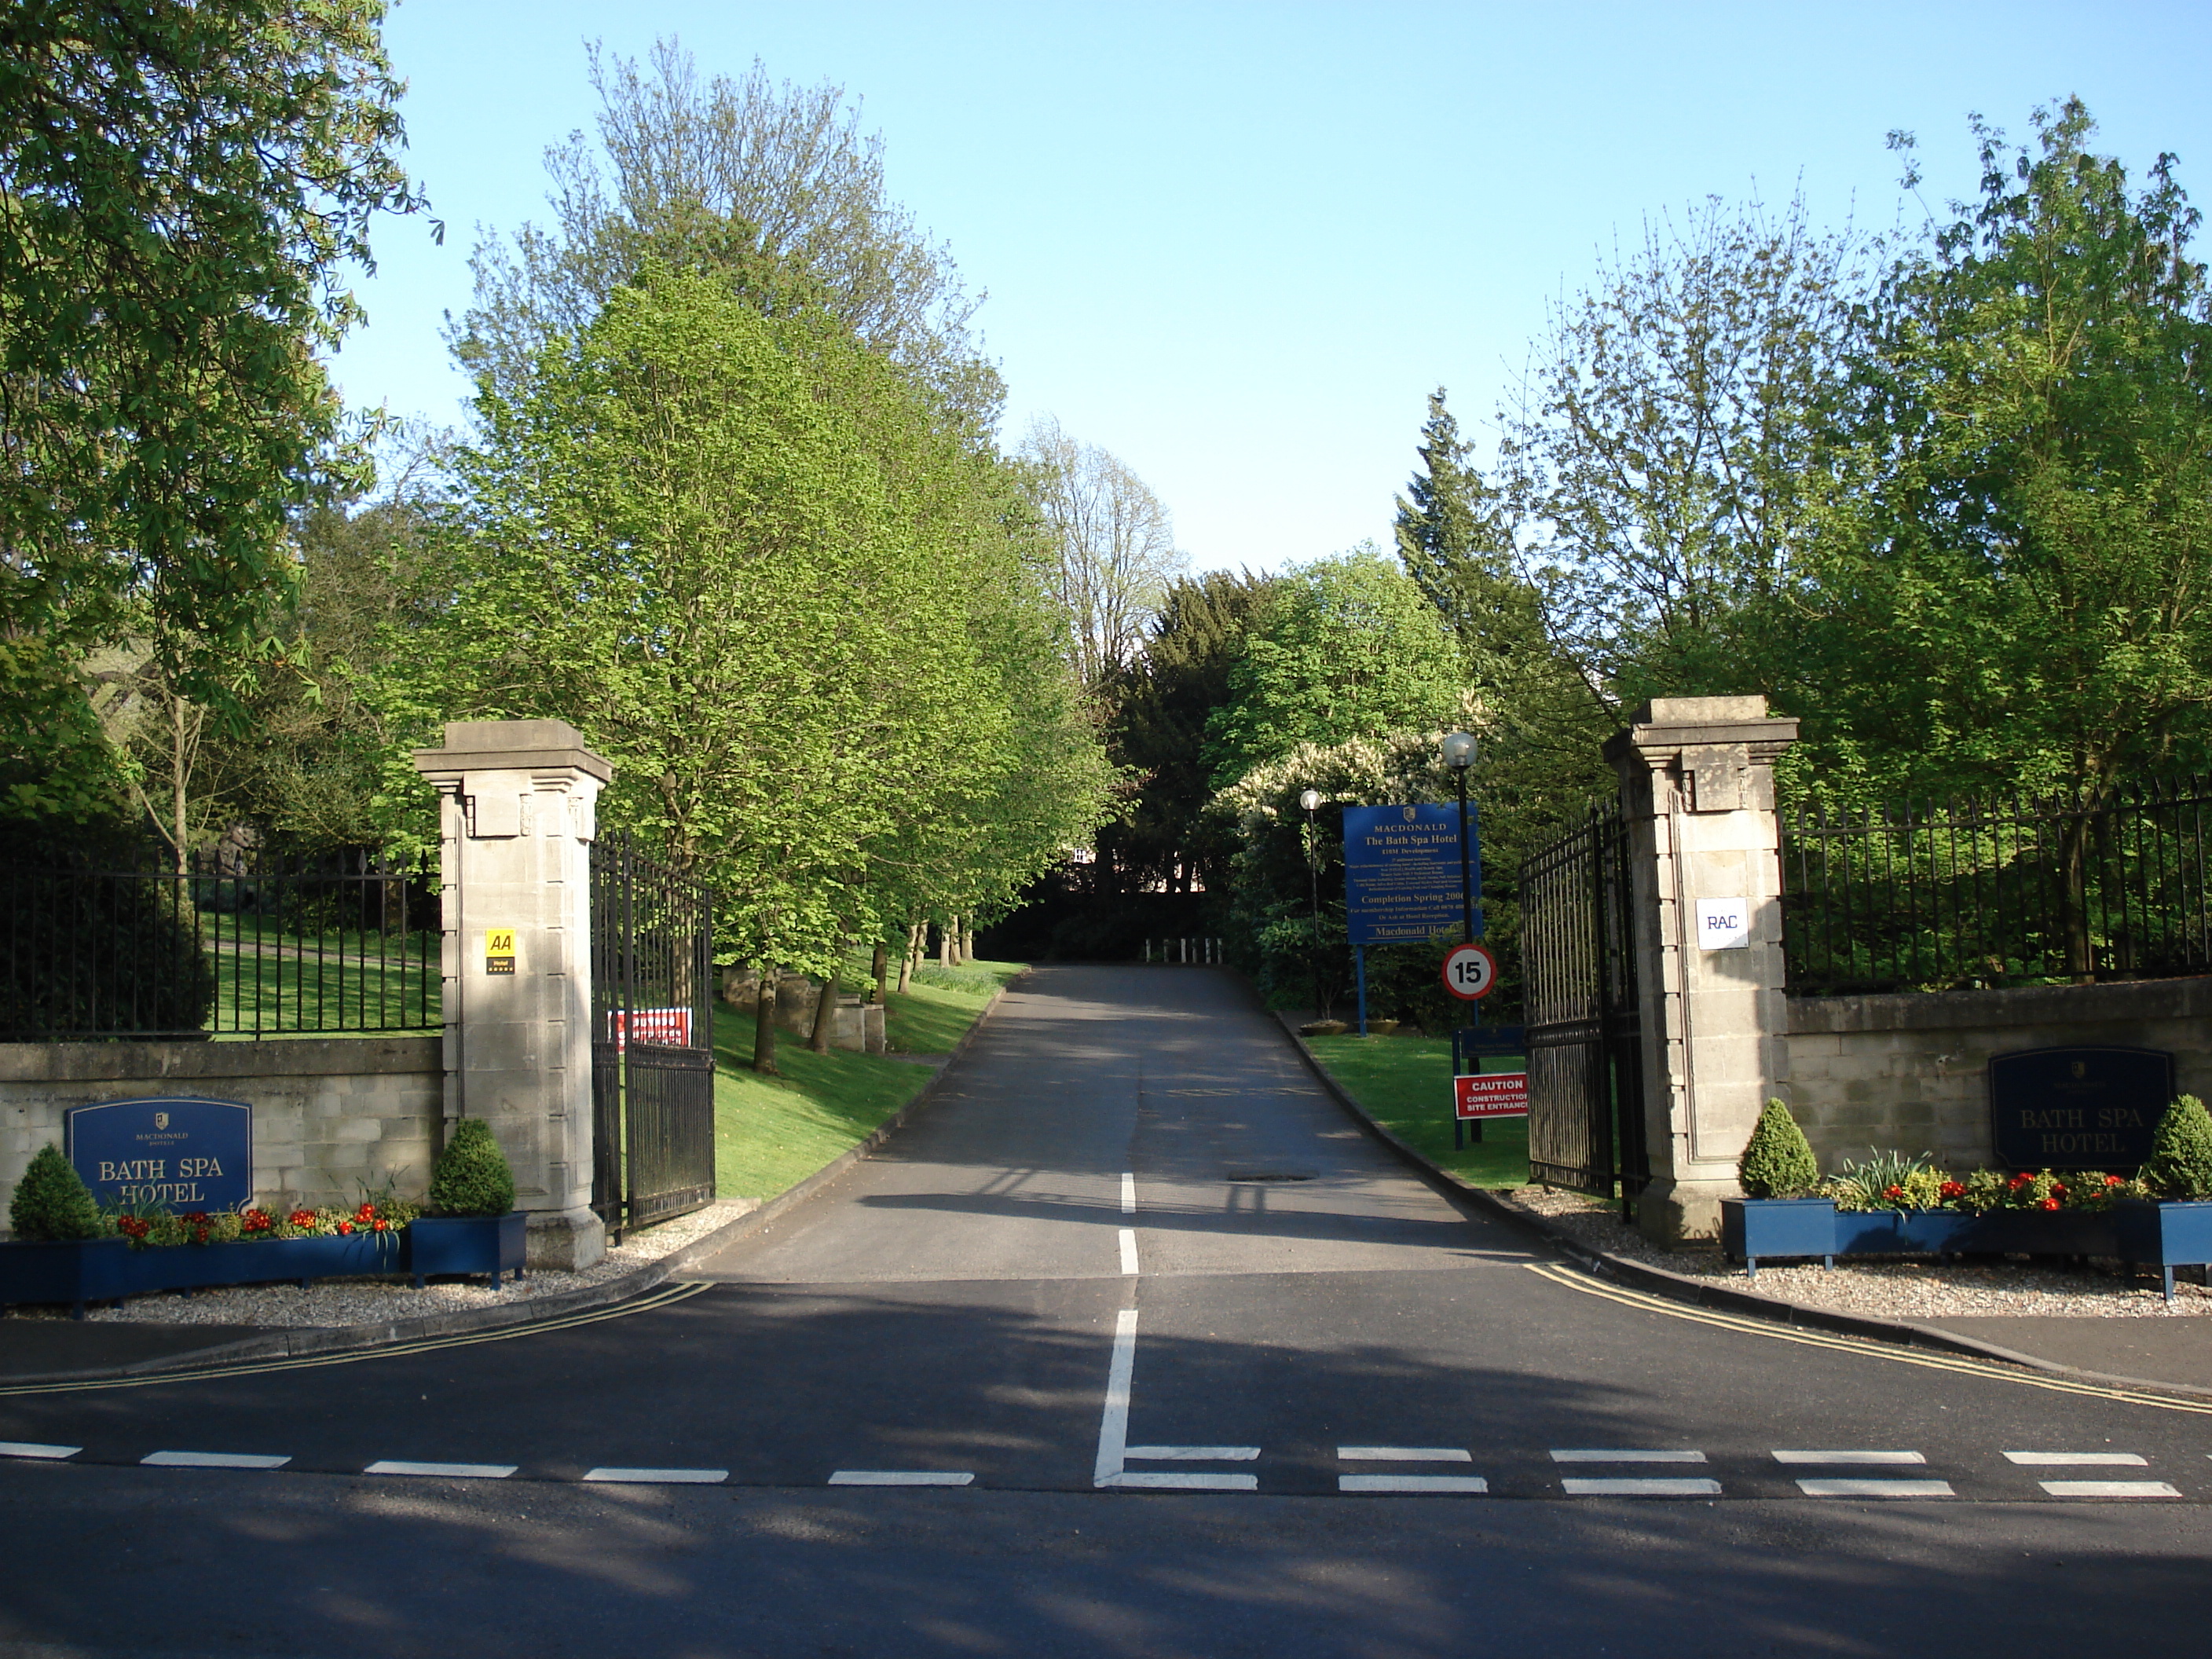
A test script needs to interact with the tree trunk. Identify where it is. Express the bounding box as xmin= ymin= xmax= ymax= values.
xmin=752 ymin=967 xmax=779 ymax=1075
xmin=896 ymin=923 xmax=919 ymax=994
xmin=939 ymin=917 xmax=954 ymax=969
xmin=809 ymin=960 xmax=840 ymax=1054
xmin=170 ymin=694 xmax=189 ymax=877
xmin=870 ymin=940 xmax=889 ymax=1004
